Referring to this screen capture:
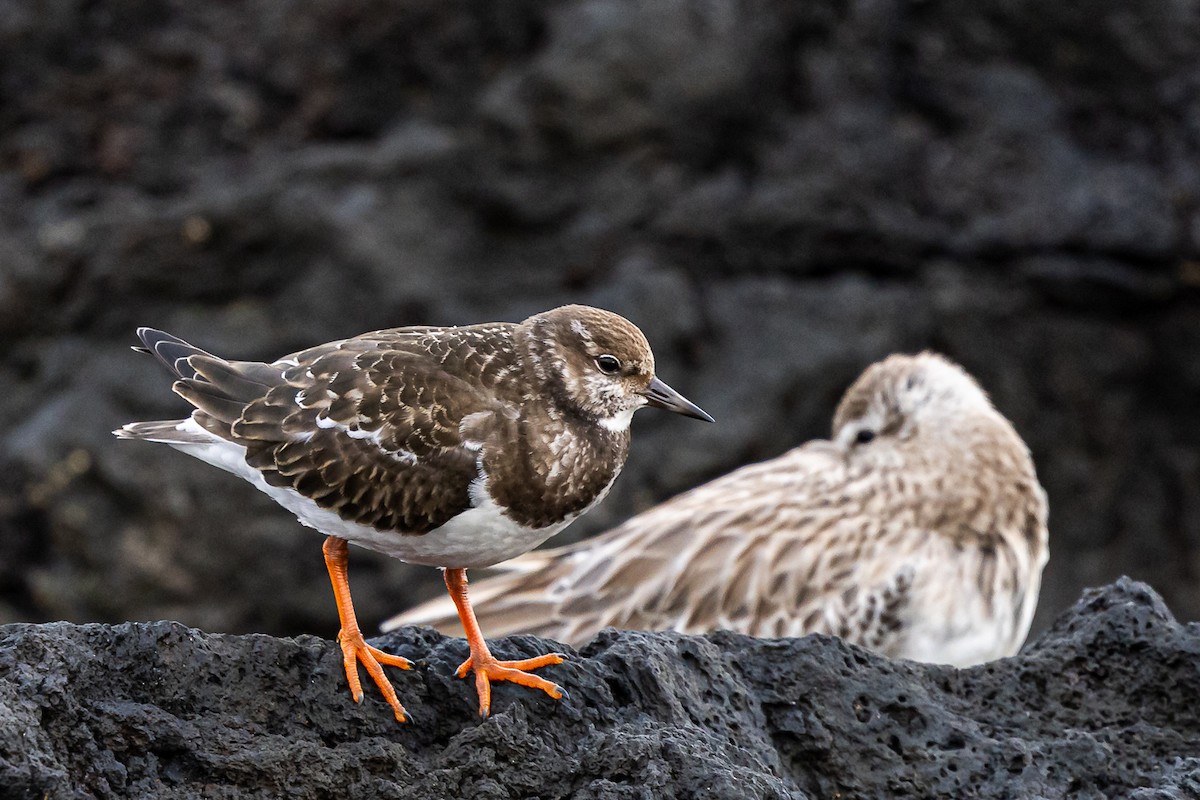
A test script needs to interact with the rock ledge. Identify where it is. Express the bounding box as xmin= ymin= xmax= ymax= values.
xmin=2 ymin=579 xmax=1198 ymax=799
